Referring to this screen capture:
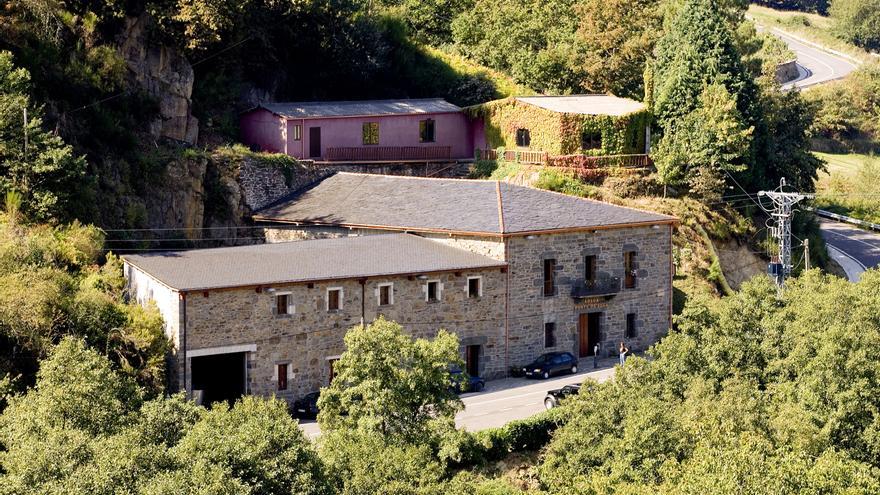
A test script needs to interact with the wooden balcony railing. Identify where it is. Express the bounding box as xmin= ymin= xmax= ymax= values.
xmin=546 ymin=153 xmax=653 ymax=169
xmin=475 ymin=149 xmax=651 ymax=170
xmin=325 ymin=146 xmax=452 ymax=161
